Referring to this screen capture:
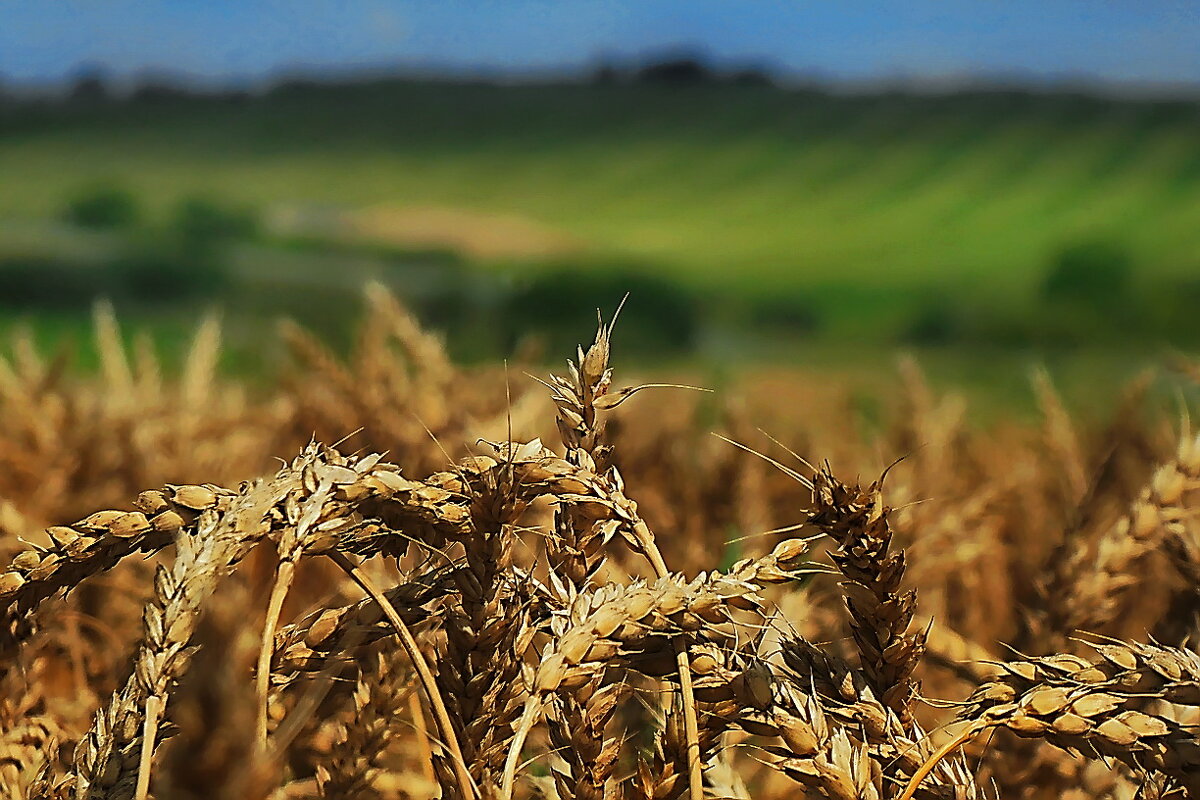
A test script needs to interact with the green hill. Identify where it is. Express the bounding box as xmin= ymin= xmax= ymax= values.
xmin=1 ymin=79 xmax=1199 ymax=354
